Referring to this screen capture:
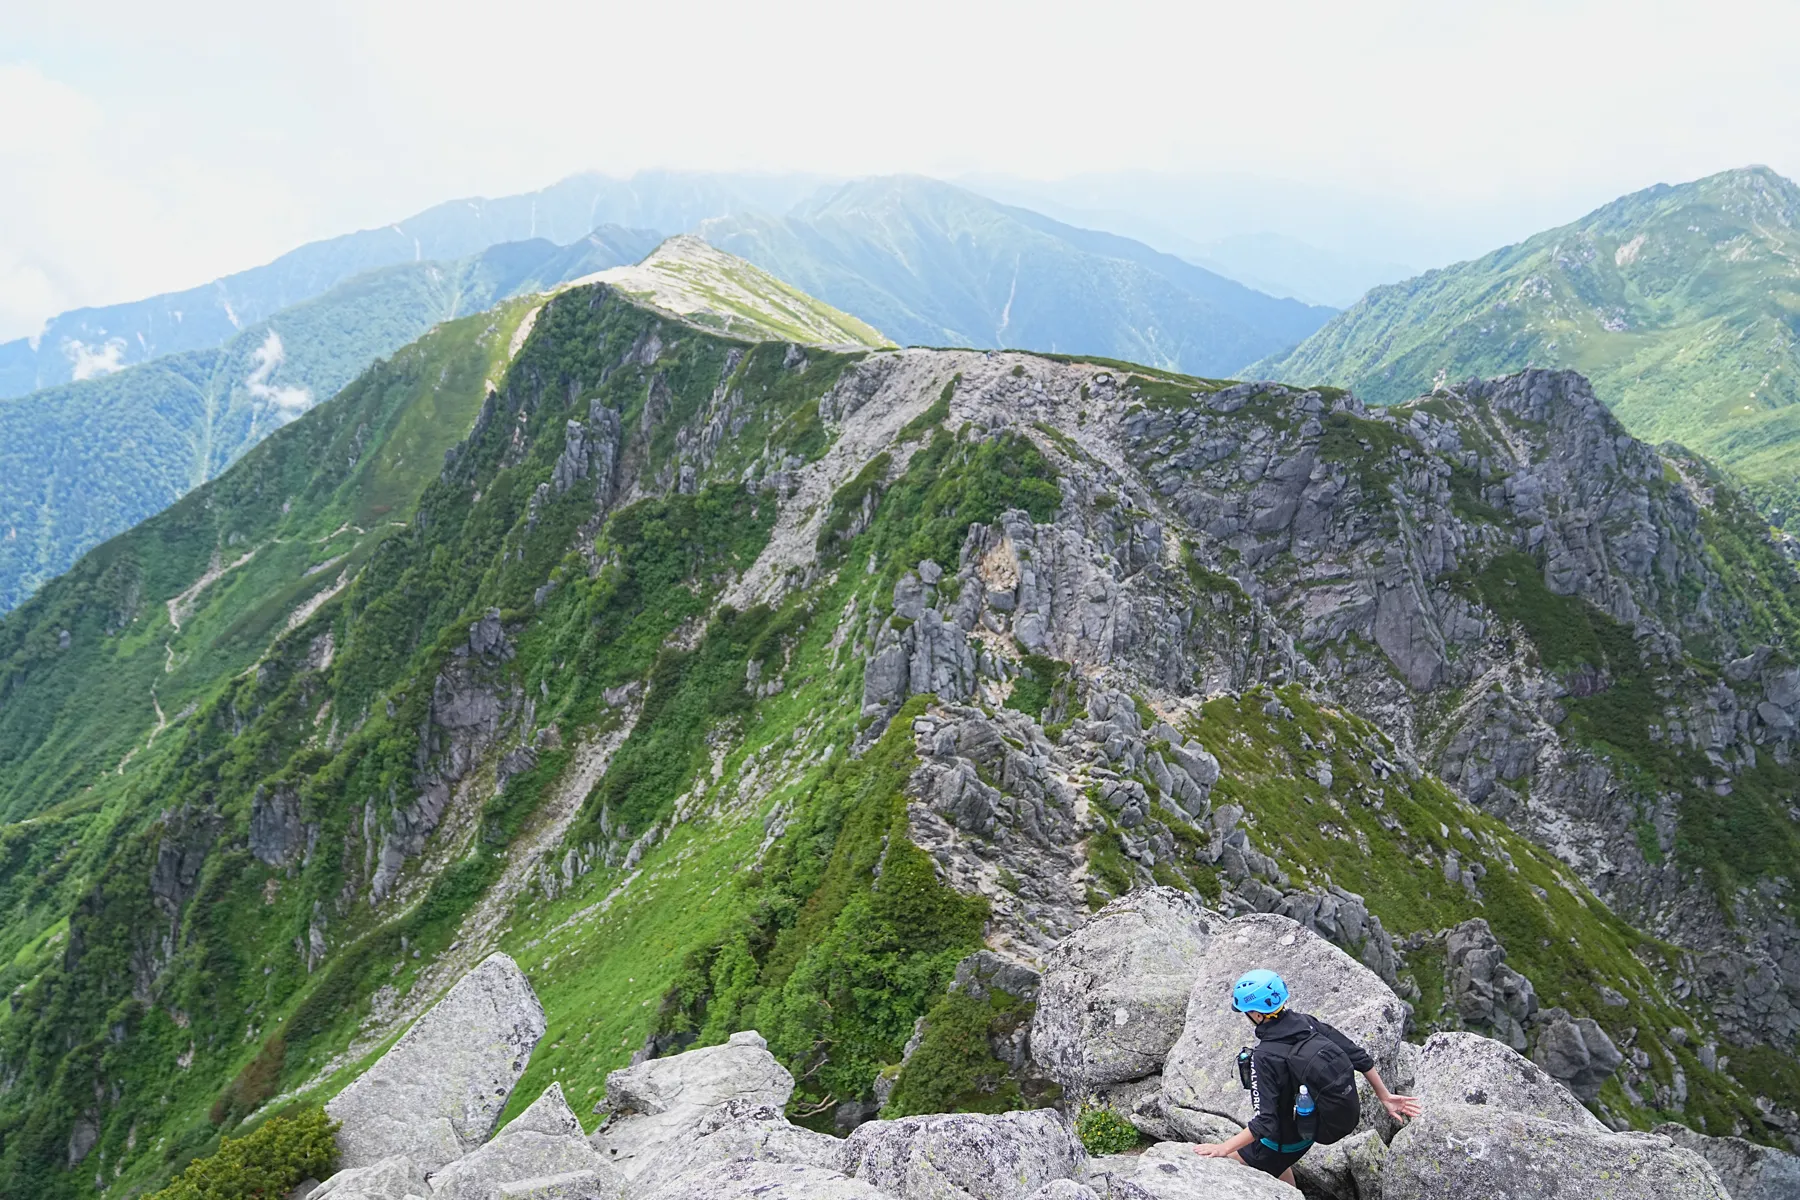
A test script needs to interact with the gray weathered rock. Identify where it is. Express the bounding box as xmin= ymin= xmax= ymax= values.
xmin=841 ymin=1108 xmax=1085 ymax=1200
xmin=1655 ymin=1123 xmax=1800 ymax=1200
xmin=591 ymin=1031 xmax=794 ymax=1181
xmin=640 ymin=1159 xmax=889 ymax=1199
xmin=1530 ymin=1007 xmax=1624 ymax=1104
xmin=431 ymin=1084 xmax=620 ymax=1200
xmin=624 ymin=1098 xmax=840 ymax=1196
xmin=1081 ymin=1074 xmax=1183 ymax=1141
xmin=325 ymin=954 xmax=546 ymax=1171
xmin=1023 ymin=1181 xmax=1103 ymax=1200
xmin=1160 ymin=913 xmax=1408 ymax=1138
xmin=599 ymin=1030 xmax=793 ymax=1117
xmin=1031 ymin=887 xmax=1219 ymax=1089
xmin=249 ymin=783 xmax=309 ymax=867
xmin=1088 ymin=1142 xmax=1300 ymax=1199
xmin=494 ymin=1173 xmax=612 ymax=1200
xmin=1407 ymin=1031 xmax=1604 ymax=1131
xmin=502 ymin=1083 xmax=588 ymax=1138
xmin=1442 ymin=919 xmax=1539 ymax=1050
xmin=1383 ymin=1105 xmax=1731 ymax=1199
xmin=1293 ymin=1127 xmax=1385 ymax=1200
xmin=307 ymin=1154 xmax=429 ymax=1200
